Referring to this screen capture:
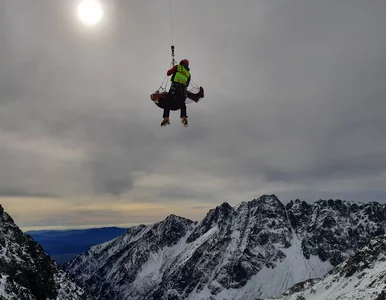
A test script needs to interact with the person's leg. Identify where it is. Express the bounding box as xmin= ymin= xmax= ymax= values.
xmin=181 ymin=114 xmax=188 ymax=127
xmin=161 ymin=107 xmax=170 ymax=126
xmin=180 ymin=103 xmax=188 ymax=127
xmin=176 ymin=85 xmax=188 ymax=127
xmin=180 ymin=104 xmax=187 ymax=119
xmin=163 ymin=108 xmax=170 ymax=119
